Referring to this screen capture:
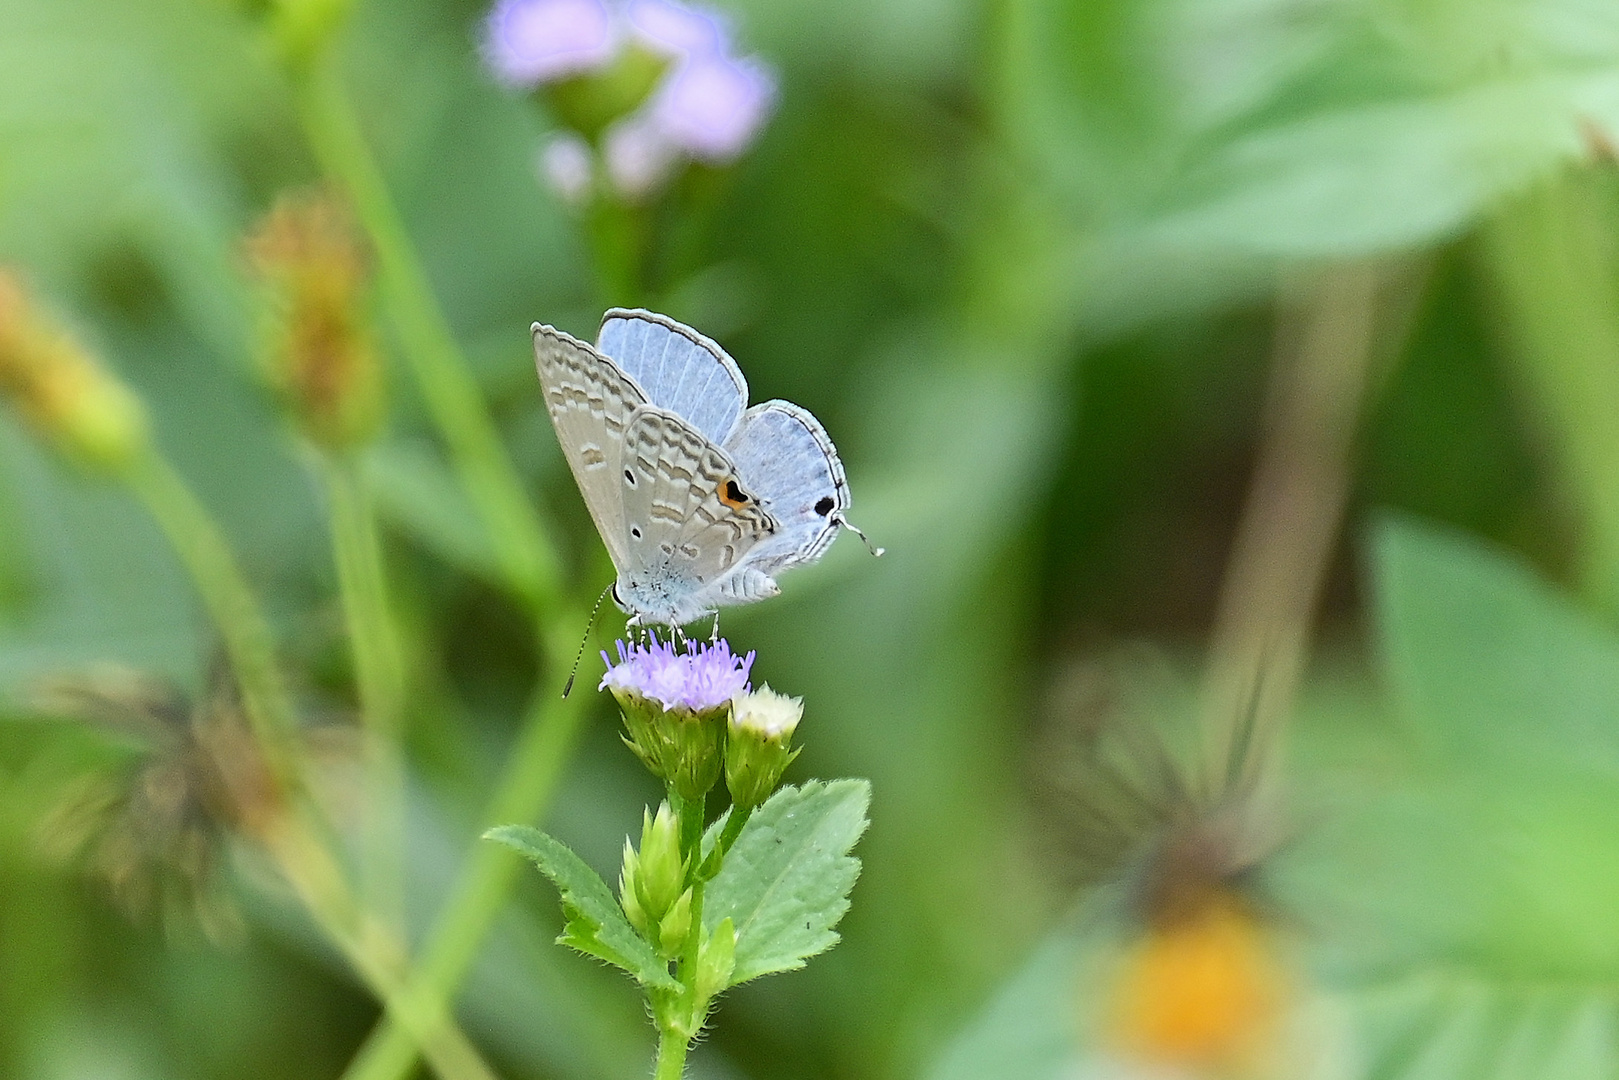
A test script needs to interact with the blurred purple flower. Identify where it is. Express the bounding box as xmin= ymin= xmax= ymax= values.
xmin=649 ymin=52 xmax=775 ymax=161
xmin=626 ymin=0 xmax=727 ymax=58
xmin=600 ymin=634 xmax=754 ymax=713
xmin=538 ymin=132 xmax=595 ymax=202
xmin=484 ymin=0 xmax=618 ymax=86
xmin=603 ymin=114 xmax=680 ymax=197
